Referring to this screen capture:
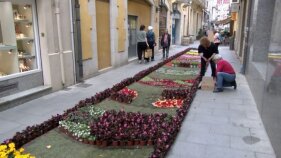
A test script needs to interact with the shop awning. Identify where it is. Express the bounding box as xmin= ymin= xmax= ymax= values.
xmin=215 ymin=17 xmax=231 ymax=25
